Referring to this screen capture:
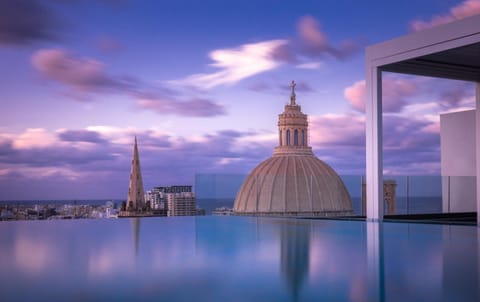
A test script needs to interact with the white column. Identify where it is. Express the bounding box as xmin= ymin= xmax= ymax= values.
xmin=476 ymin=82 xmax=480 ymax=225
xmin=477 ymin=83 xmax=480 ymax=302
xmin=366 ymin=65 xmax=384 ymax=221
